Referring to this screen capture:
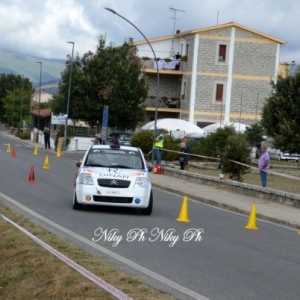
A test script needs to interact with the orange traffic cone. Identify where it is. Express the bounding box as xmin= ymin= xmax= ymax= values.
xmin=28 ymin=165 xmax=36 ymax=183
xmin=33 ymin=146 xmax=38 ymax=156
xmin=43 ymin=155 xmax=50 ymax=169
xmin=176 ymin=196 xmax=190 ymax=223
xmin=245 ymin=202 xmax=258 ymax=230
xmin=6 ymin=143 xmax=11 ymax=153
xmin=11 ymin=147 xmax=17 ymax=158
